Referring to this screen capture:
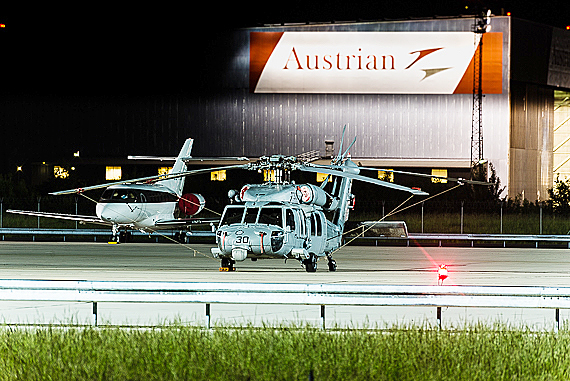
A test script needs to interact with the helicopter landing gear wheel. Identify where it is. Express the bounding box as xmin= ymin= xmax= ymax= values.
xmin=327 ymin=255 xmax=337 ymax=272
xmin=304 ymin=254 xmax=317 ymax=273
xmin=220 ymin=257 xmax=236 ymax=272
